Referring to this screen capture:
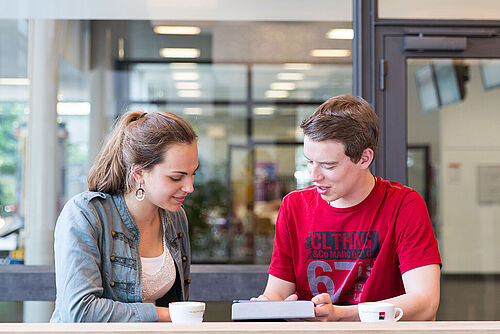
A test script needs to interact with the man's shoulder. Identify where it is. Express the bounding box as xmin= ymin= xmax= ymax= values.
xmin=376 ymin=177 xmax=424 ymax=207
xmin=377 ymin=177 xmax=415 ymax=195
xmin=282 ymin=185 xmax=317 ymax=205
